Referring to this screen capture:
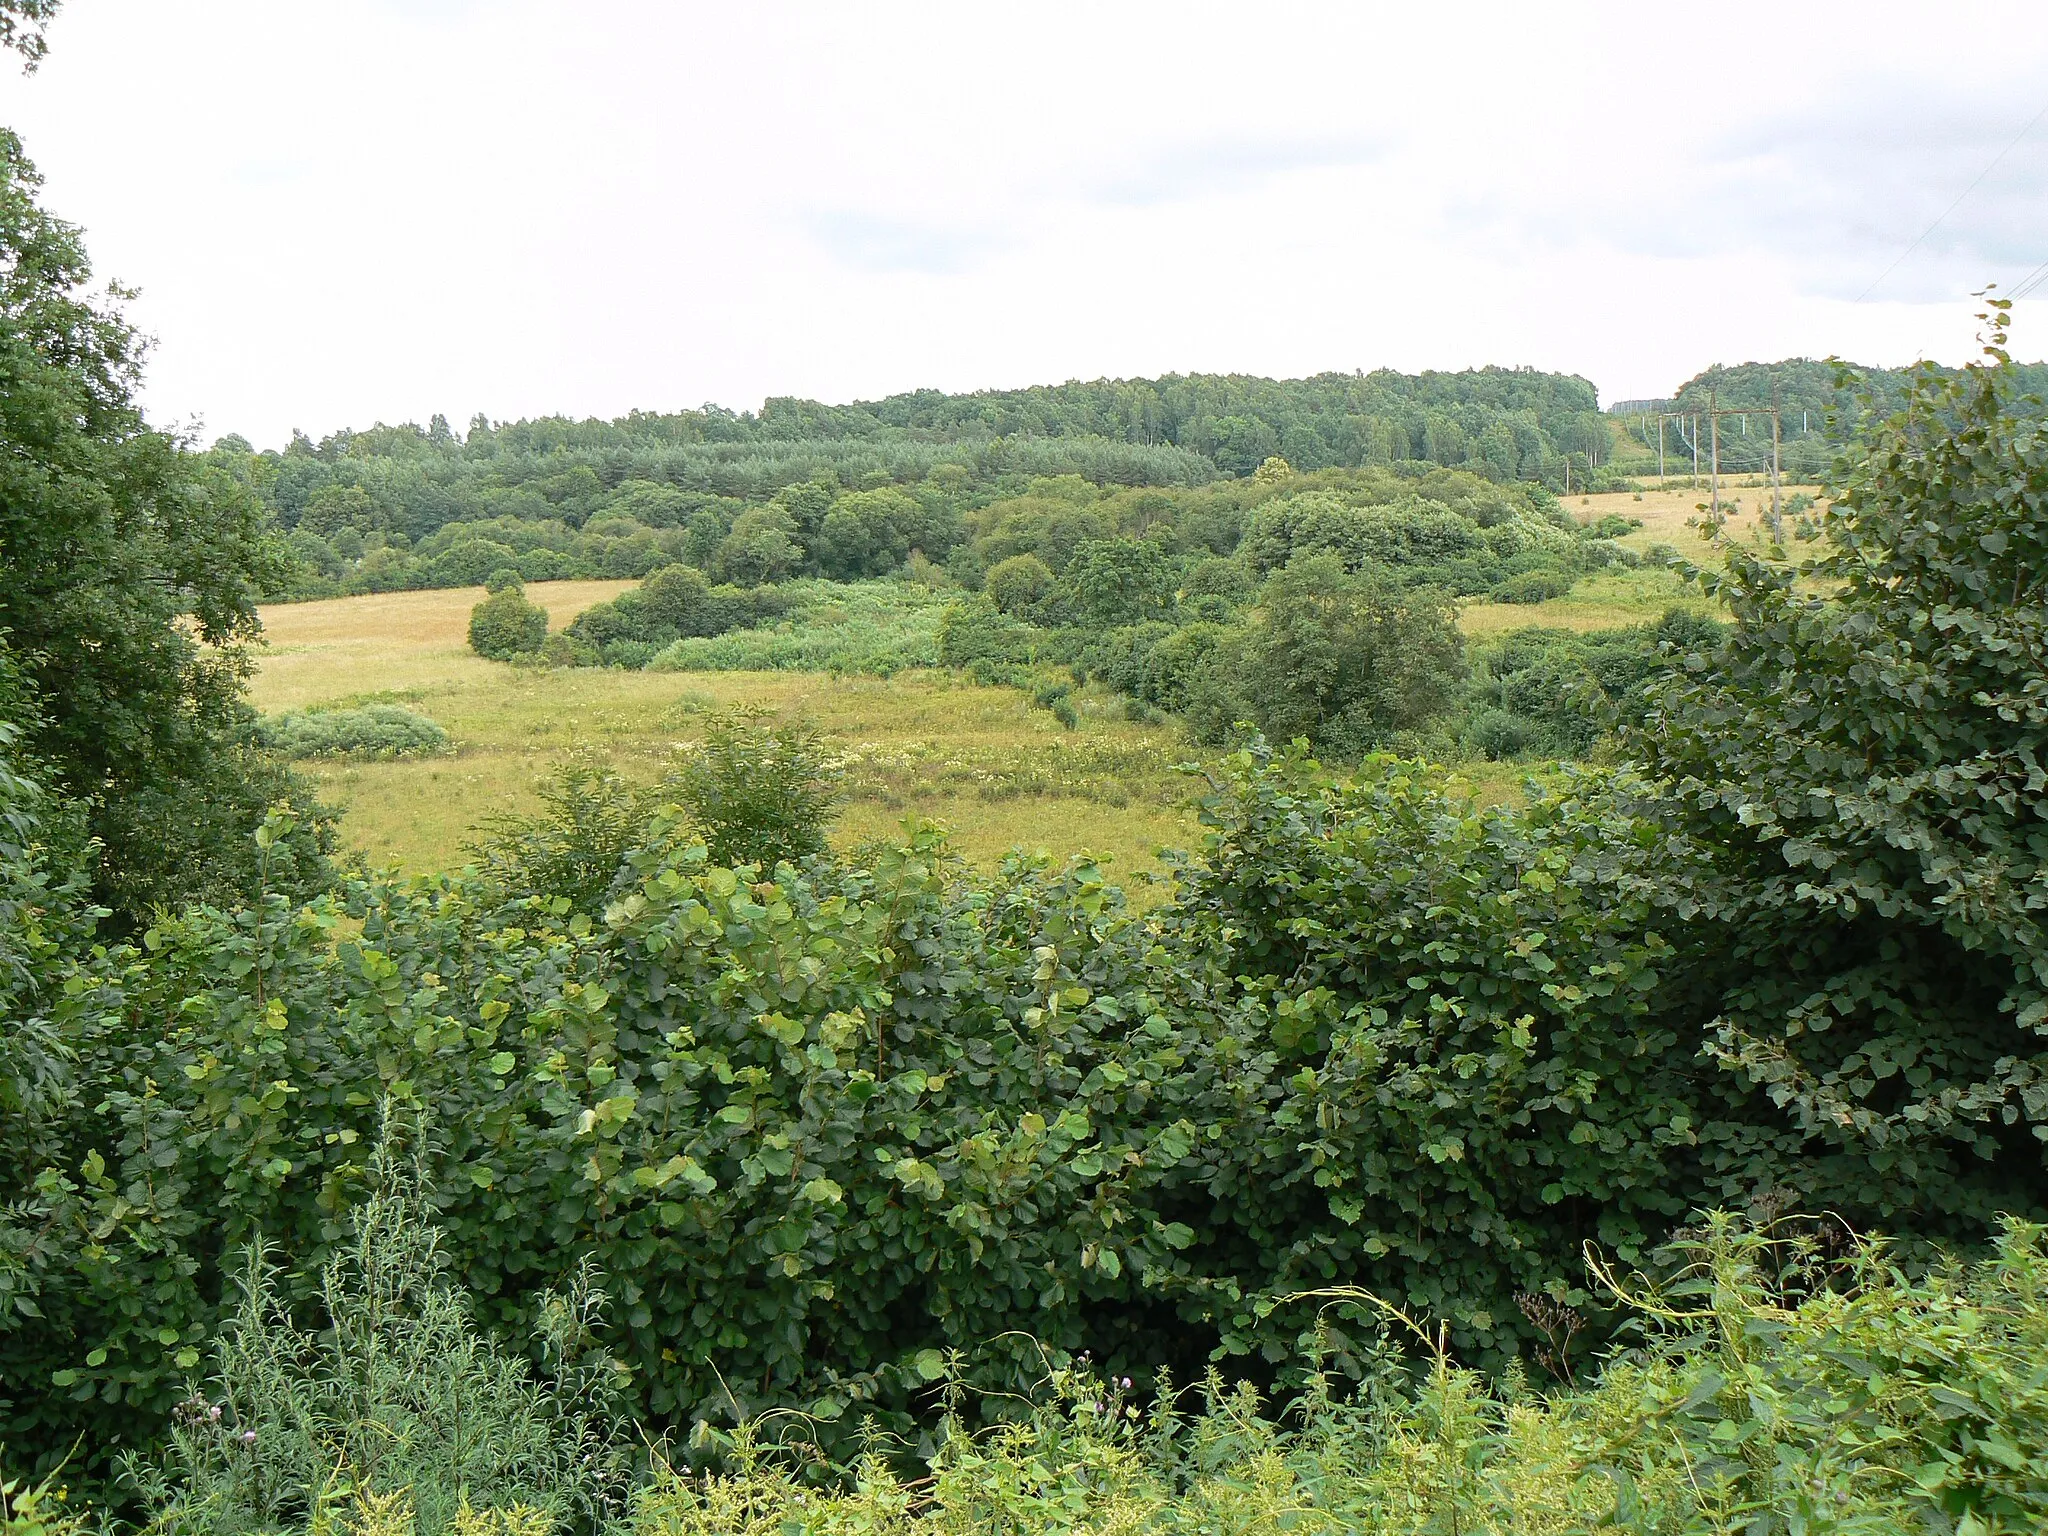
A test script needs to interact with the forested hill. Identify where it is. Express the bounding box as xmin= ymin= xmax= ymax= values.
xmin=762 ymin=366 xmax=1608 ymax=476
xmin=1617 ymin=355 xmax=2048 ymax=479
xmin=222 ymin=365 xmax=1608 ymax=526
